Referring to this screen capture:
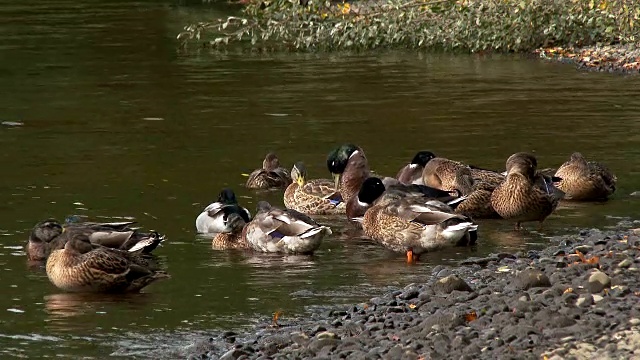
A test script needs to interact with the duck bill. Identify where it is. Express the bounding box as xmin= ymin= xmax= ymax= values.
xmin=332 ymin=173 xmax=341 ymax=191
